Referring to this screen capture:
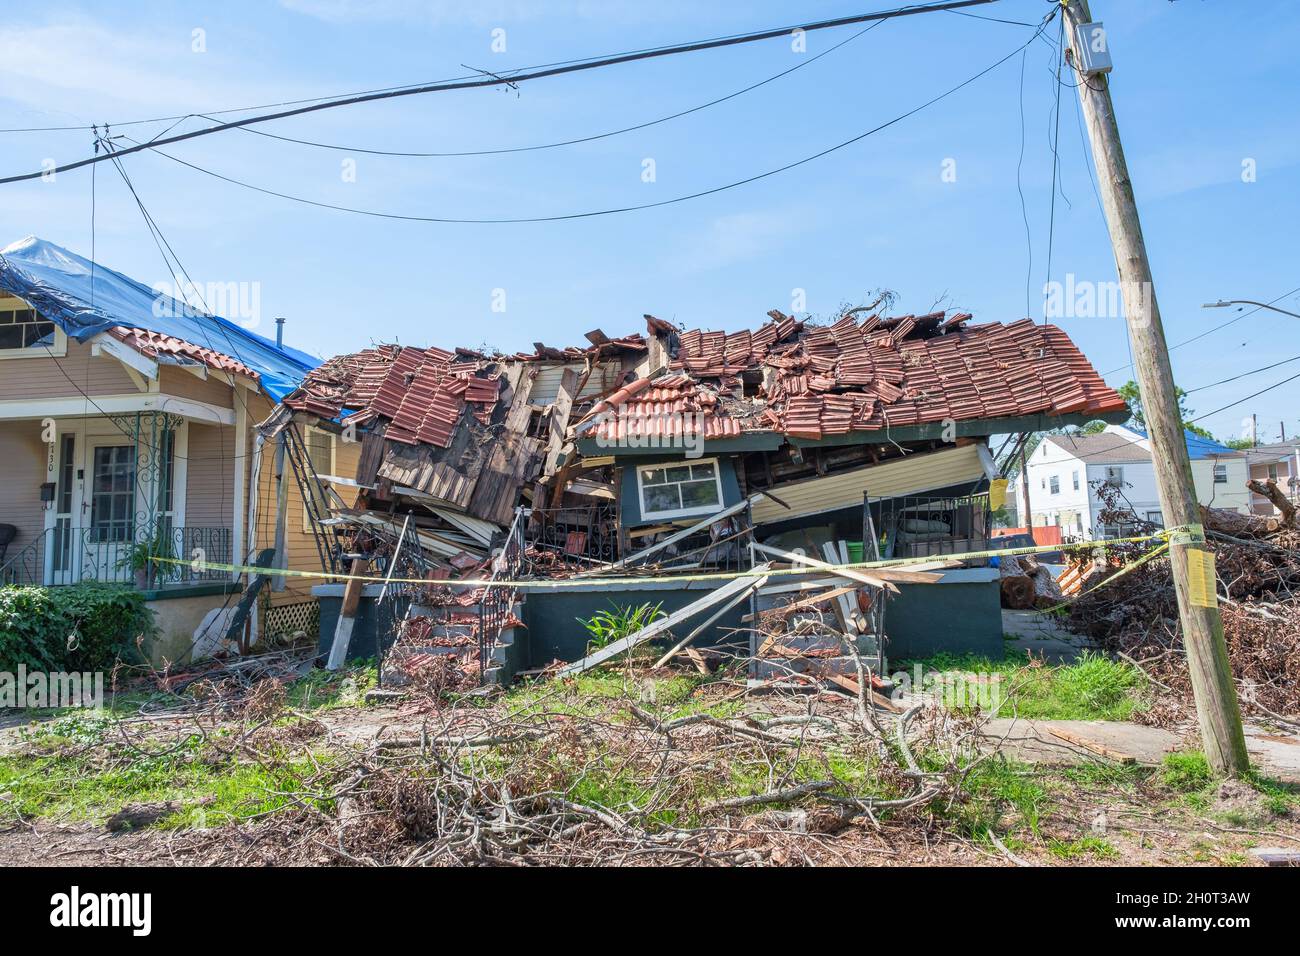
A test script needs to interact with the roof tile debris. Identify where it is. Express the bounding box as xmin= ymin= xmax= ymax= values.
xmin=597 ymin=311 xmax=1126 ymax=440
xmin=108 ymin=326 xmax=260 ymax=380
